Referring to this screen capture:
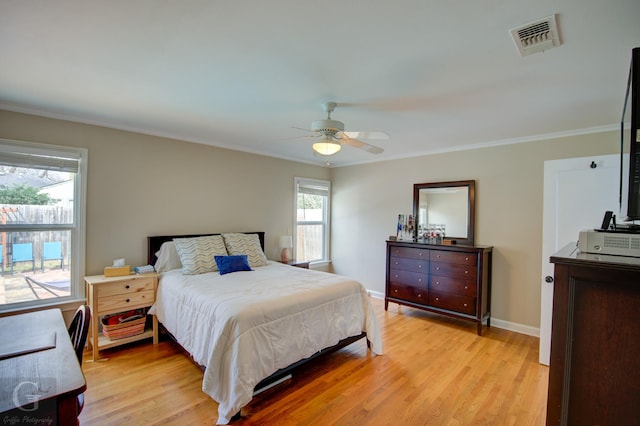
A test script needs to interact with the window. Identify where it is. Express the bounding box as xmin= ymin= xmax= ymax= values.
xmin=0 ymin=139 xmax=87 ymax=312
xmin=294 ymin=177 xmax=330 ymax=264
